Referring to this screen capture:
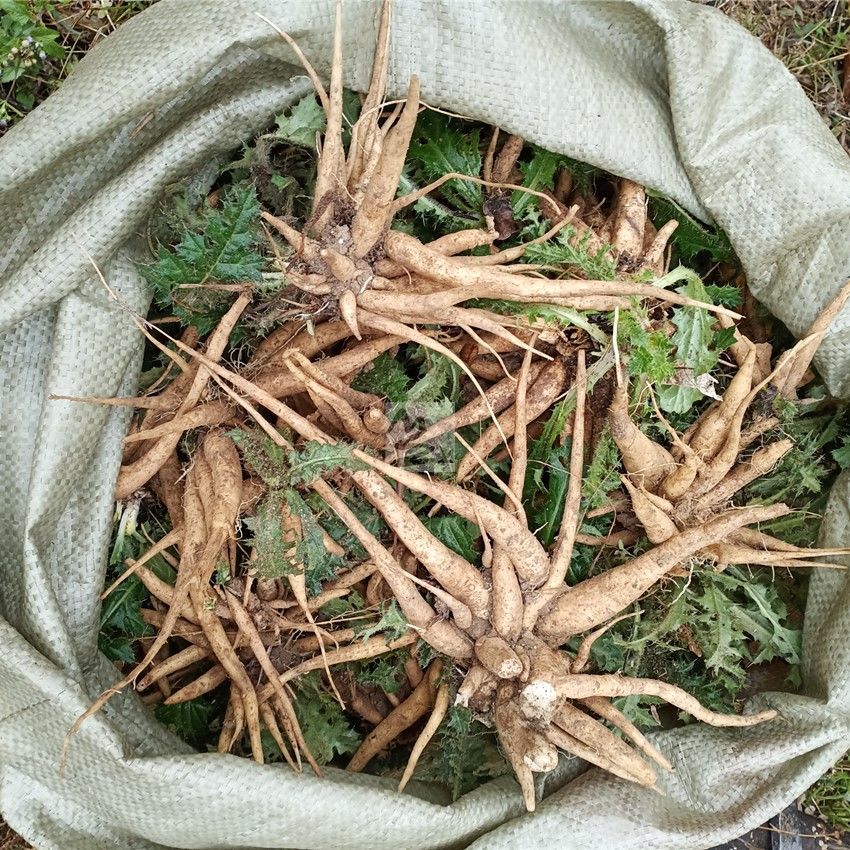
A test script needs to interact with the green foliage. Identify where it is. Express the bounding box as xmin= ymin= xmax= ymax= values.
xmin=421 ymin=516 xmax=481 ymax=563
xmin=306 ymin=489 xmax=386 ymax=561
xmin=704 ymin=284 xmax=743 ymax=308
xmin=98 ymin=575 xmax=153 ymax=663
xmin=712 ymin=325 xmax=737 ymax=352
xmin=242 ymin=493 xmax=297 ymax=579
xmin=155 ymin=696 xmax=224 ymax=750
xmin=523 ymin=223 xmax=616 ymax=280
xmin=354 ymin=649 xmax=409 ymax=694
xmin=230 ymin=428 xmax=288 ymax=487
xmin=243 ymin=484 xmax=347 ymax=589
xmin=417 ymin=705 xmax=507 ymax=799
xmin=272 ymin=94 xmax=326 ymax=147
xmin=357 ymin=600 xmax=409 ymax=642
xmin=647 ymin=193 xmax=735 ymax=265
xmin=804 ymin=751 xmax=850 ymax=830
xmin=287 ymin=441 xmax=366 ymax=486
xmin=141 ymin=185 xmax=263 ymax=333
xmin=406 ymin=111 xmax=483 ymax=214
xmin=512 ymin=147 xmax=562 ymax=217
xmin=655 ymin=276 xmax=727 ymax=414
xmin=0 ymin=0 xmax=64 ymax=120
xmin=611 ymin=565 xmax=802 ymax=709
xmin=284 ymin=488 xmax=346 ymax=595
xmin=293 ymin=672 xmax=362 ymax=765
xmin=351 ymin=352 xmax=411 ymax=404
xmin=582 ymin=427 xmax=622 ymax=510
xmin=747 ymin=410 xmax=843 ymax=511
xmin=833 ymin=435 xmax=850 ymax=469
xmin=396 ymin=173 xmax=478 ymax=235
xmin=406 ymin=350 xmax=460 ymax=408
xmin=99 ymin=527 xmax=175 ymax=663
xmin=1 ymin=1 xmax=149 ymax=127
xmin=617 ymin=308 xmax=676 ymax=384
xmin=533 ymin=445 xmax=572 ymax=547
